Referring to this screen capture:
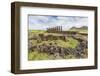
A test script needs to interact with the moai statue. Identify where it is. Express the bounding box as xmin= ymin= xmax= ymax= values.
xmin=49 ymin=28 xmax=51 ymax=33
xmin=56 ymin=26 xmax=58 ymax=33
xmin=60 ymin=26 xmax=62 ymax=32
xmin=54 ymin=27 xmax=55 ymax=32
xmin=52 ymin=27 xmax=54 ymax=33
xmin=49 ymin=28 xmax=50 ymax=32
xmin=47 ymin=28 xmax=48 ymax=32
xmin=57 ymin=26 xmax=59 ymax=33
xmin=58 ymin=26 xmax=60 ymax=32
xmin=51 ymin=27 xmax=53 ymax=32
xmin=47 ymin=28 xmax=49 ymax=32
xmin=53 ymin=27 xmax=55 ymax=33
xmin=54 ymin=26 xmax=56 ymax=33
